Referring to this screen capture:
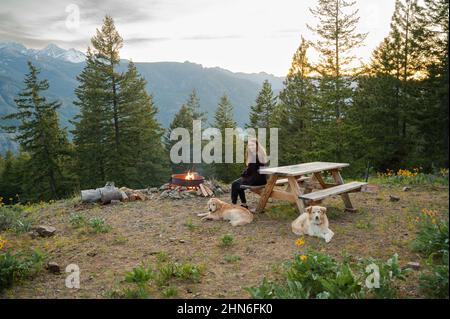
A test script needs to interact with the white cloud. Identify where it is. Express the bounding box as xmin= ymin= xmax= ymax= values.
xmin=0 ymin=0 xmax=396 ymax=76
